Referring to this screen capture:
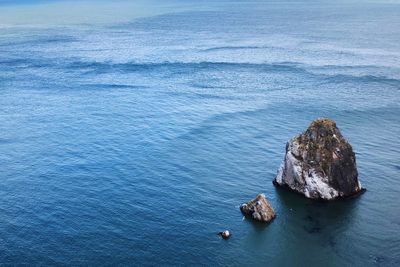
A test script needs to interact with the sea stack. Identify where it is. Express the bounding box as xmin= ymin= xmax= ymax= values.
xmin=274 ymin=118 xmax=364 ymax=200
xmin=240 ymin=194 xmax=276 ymax=222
